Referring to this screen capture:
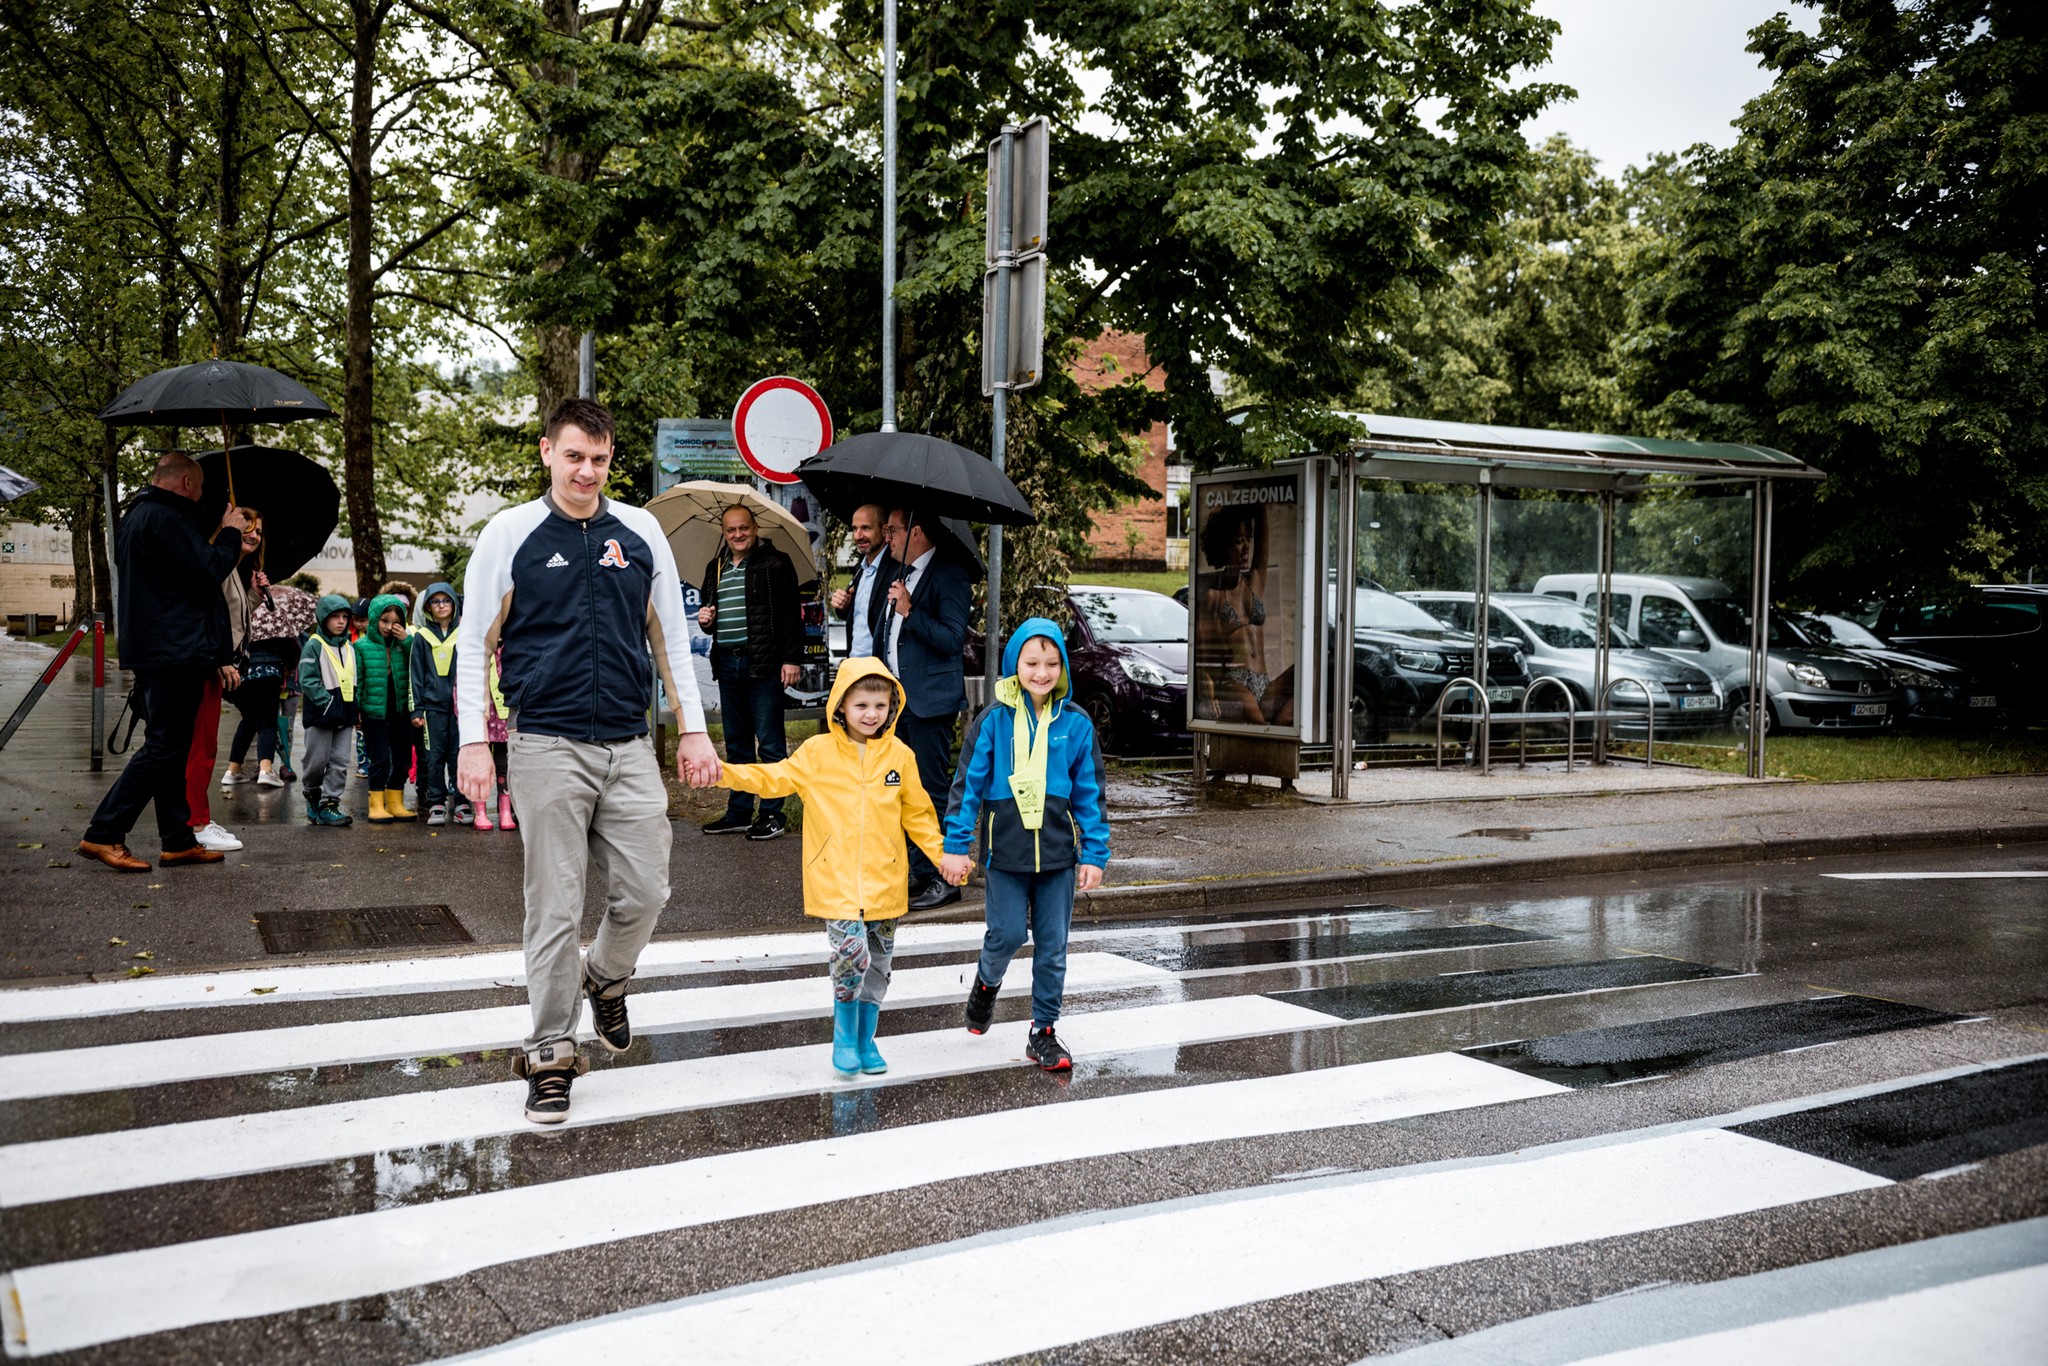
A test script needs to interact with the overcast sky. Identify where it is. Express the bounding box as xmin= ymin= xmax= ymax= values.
xmin=1521 ymin=0 xmax=1820 ymax=174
